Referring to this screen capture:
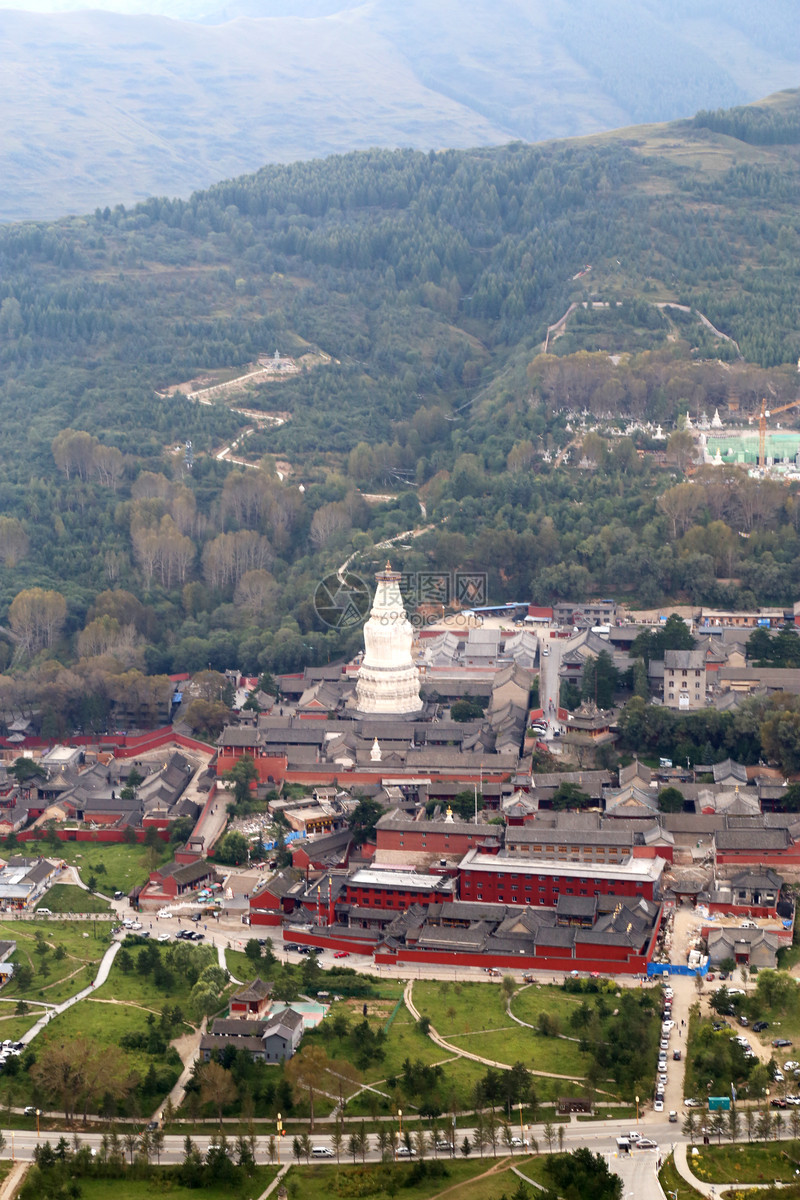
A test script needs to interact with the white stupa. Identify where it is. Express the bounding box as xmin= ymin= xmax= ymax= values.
xmin=711 ymin=408 xmax=723 ymax=429
xmin=355 ymin=562 xmax=423 ymax=715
